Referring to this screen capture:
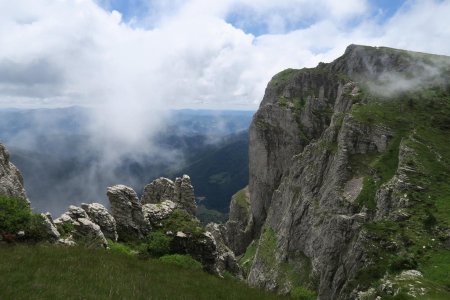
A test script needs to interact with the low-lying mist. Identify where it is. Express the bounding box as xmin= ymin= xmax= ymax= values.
xmin=0 ymin=107 xmax=253 ymax=216
xmin=360 ymin=49 xmax=450 ymax=97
